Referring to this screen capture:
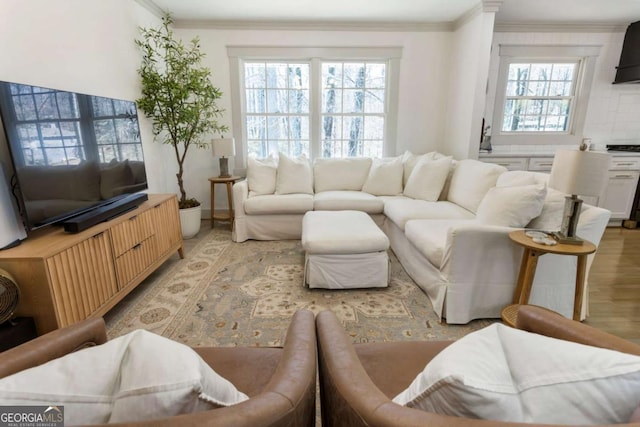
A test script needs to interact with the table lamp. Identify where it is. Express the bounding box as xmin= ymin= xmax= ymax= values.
xmin=212 ymin=138 xmax=235 ymax=178
xmin=548 ymin=142 xmax=609 ymax=244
